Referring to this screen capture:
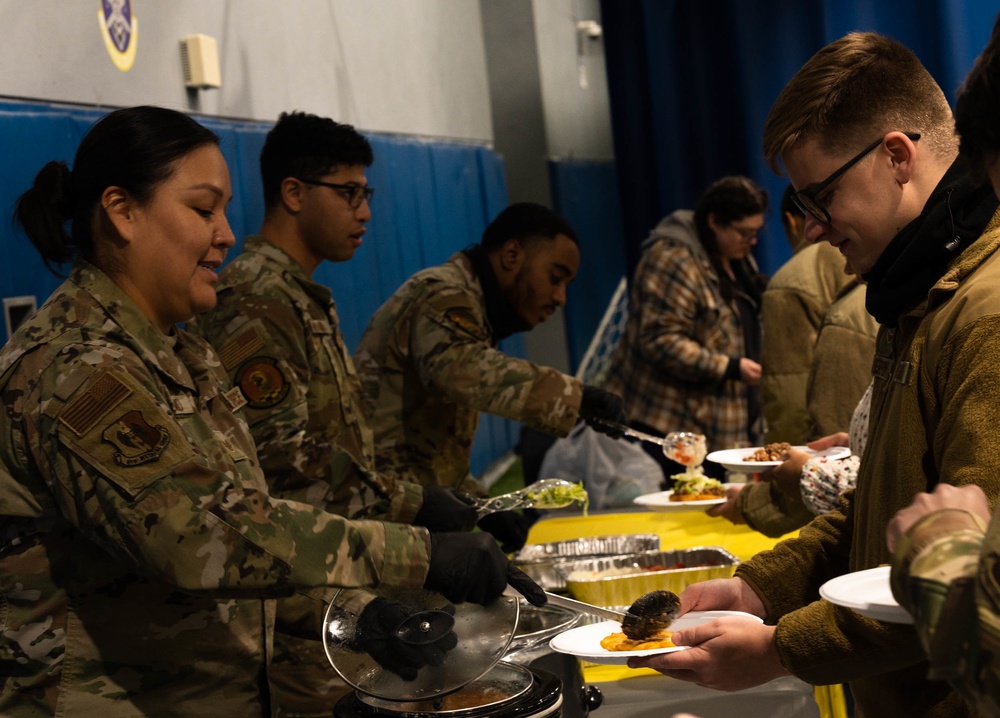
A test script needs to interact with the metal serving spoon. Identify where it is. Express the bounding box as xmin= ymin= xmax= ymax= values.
xmin=469 ymin=478 xmax=584 ymax=519
xmin=592 ymin=419 xmax=707 ymax=468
